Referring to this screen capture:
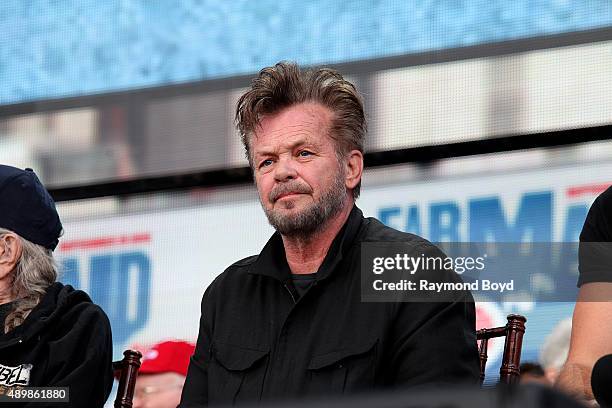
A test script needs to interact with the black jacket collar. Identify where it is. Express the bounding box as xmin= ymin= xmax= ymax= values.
xmin=249 ymin=205 xmax=364 ymax=282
